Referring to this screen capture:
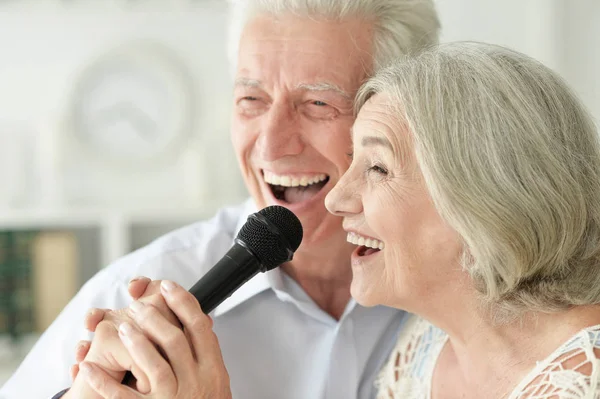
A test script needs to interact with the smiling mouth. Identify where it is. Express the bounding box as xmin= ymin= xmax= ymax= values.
xmin=264 ymin=171 xmax=330 ymax=204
